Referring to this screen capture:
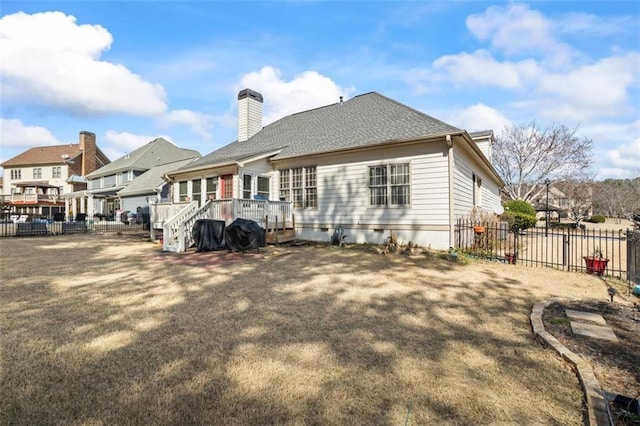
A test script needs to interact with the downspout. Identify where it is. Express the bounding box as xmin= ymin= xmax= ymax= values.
xmin=447 ymin=135 xmax=455 ymax=248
